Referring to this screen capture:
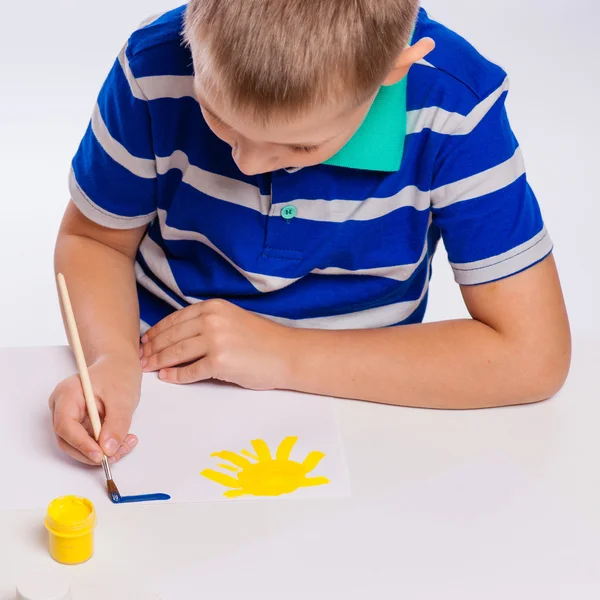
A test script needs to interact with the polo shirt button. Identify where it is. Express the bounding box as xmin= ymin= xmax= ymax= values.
xmin=281 ymin=205 xmax=297 ymax=221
